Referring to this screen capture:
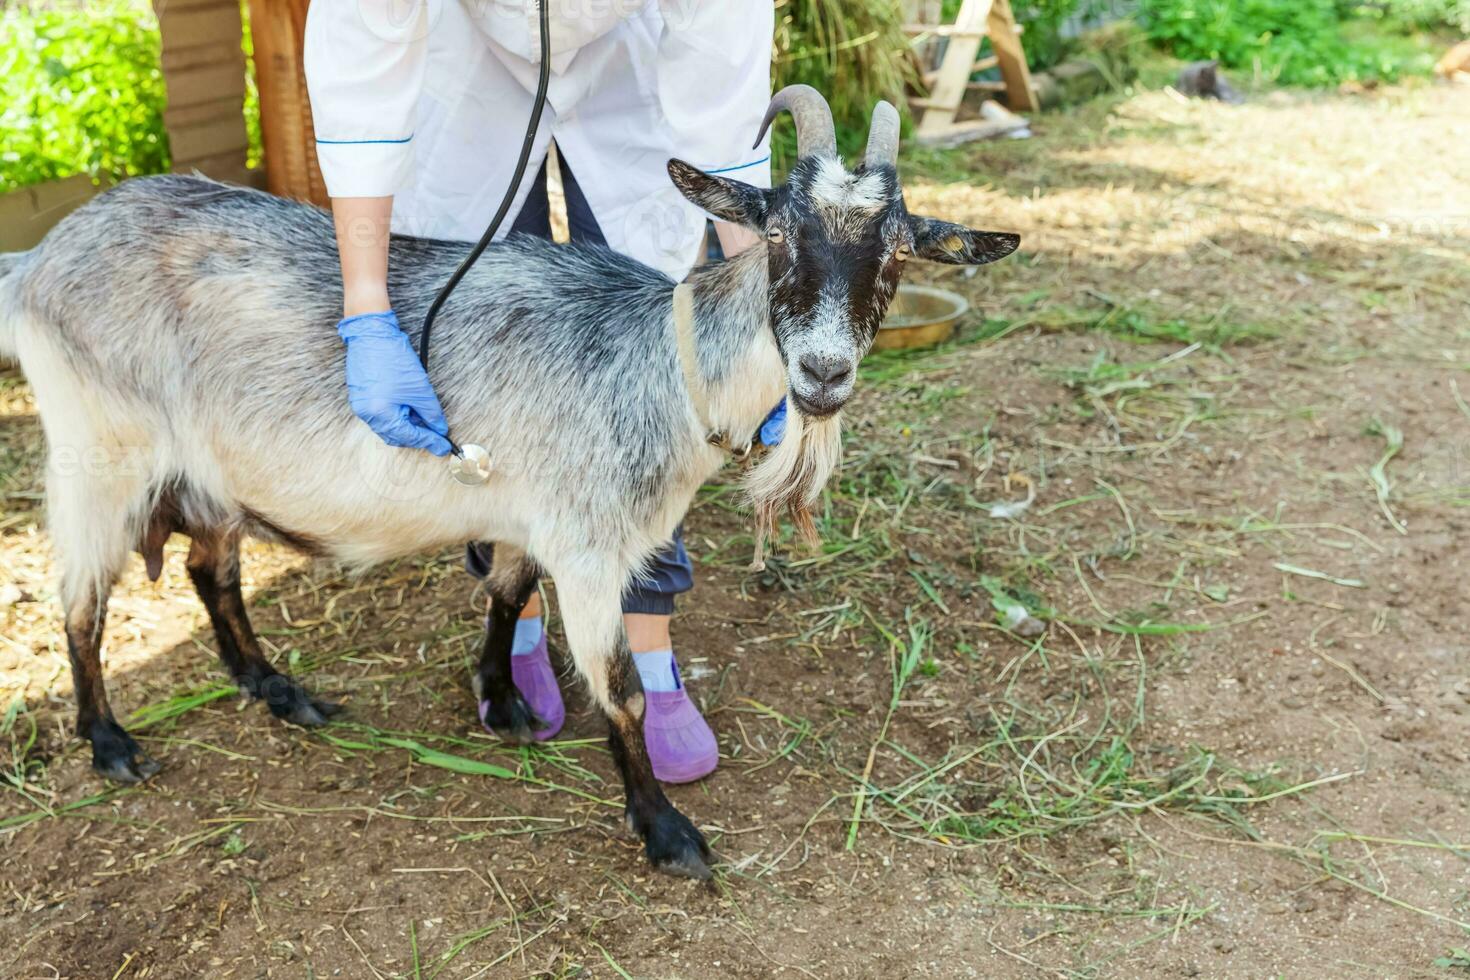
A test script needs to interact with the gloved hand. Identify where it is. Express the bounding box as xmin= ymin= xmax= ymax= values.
xmin=759 ymin=398 xmax=788 ymax=447
xmin=338 ymin=311 xmax=454 ymax=457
